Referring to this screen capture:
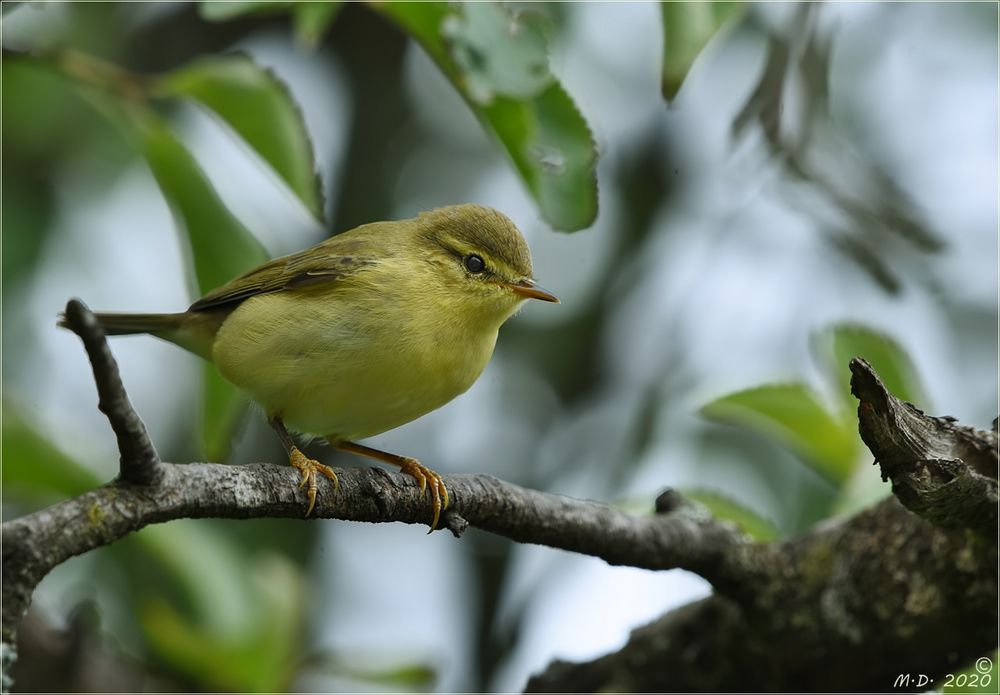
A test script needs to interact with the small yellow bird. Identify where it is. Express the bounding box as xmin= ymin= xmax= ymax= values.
xmin=65 ymin=204 xmax=558 ymax=528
